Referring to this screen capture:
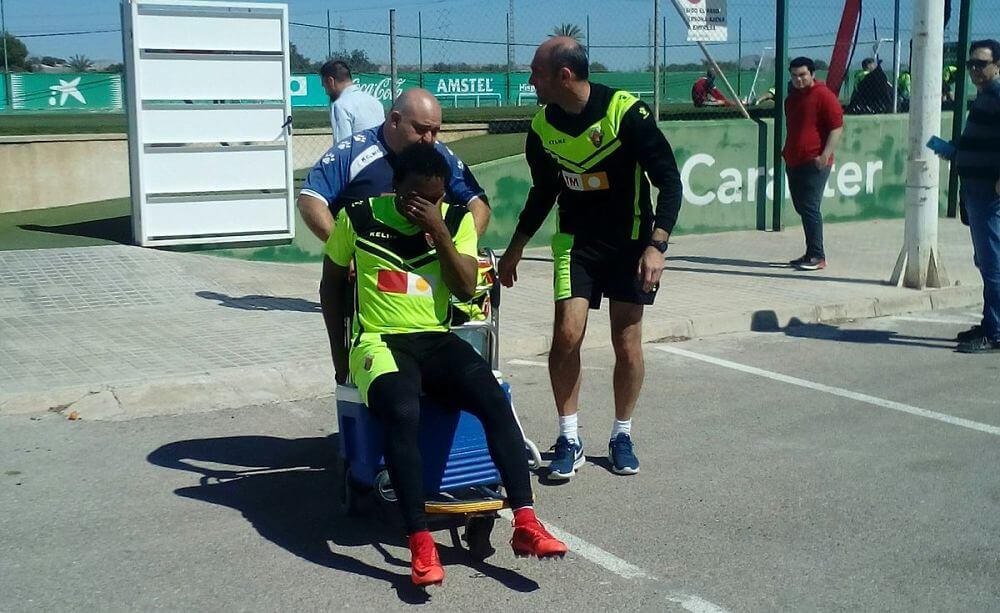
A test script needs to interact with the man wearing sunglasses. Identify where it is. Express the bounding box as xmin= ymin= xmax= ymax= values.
xmin=955 ymin=39 xmax=1000 ymax=353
